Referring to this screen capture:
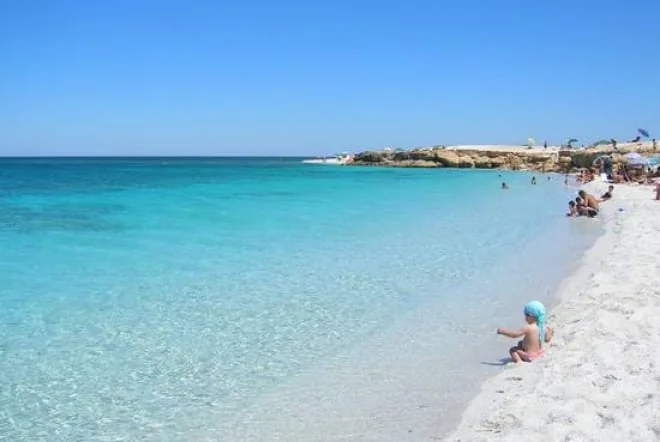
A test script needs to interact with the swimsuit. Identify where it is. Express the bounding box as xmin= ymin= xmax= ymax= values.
xmin=515 ymin=341 xmax=545 ymax=362
xmin=519 ymin=348 xmax=544 ymax=362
